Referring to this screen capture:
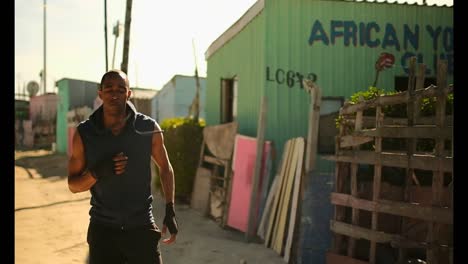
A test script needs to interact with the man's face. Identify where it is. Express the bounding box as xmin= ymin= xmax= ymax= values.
xmin=98 ymin=72 xmax=132 ymax=112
